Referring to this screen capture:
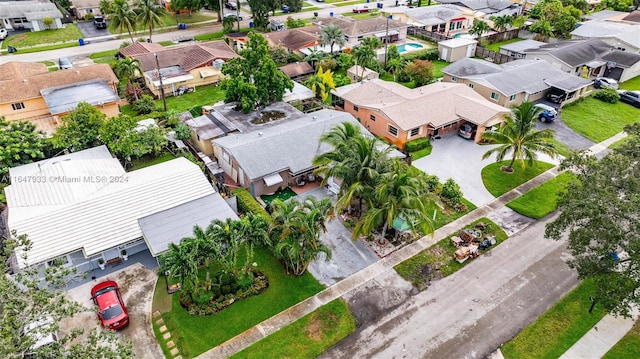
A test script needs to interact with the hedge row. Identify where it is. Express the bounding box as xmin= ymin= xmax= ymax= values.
xmin=232 ymin=188 xmax=272 ymax=222
xmin=405 ymin=137 xmax=432 ymax=152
